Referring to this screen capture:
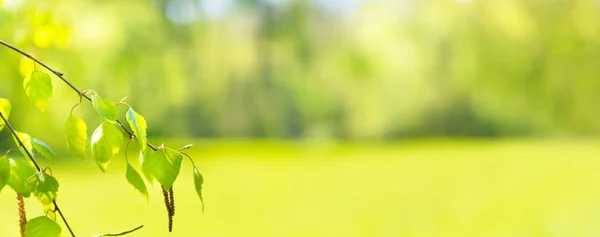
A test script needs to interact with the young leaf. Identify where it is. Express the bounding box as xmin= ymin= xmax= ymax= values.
xmin=91 ymin=122 xmax=124 ymax=172
xmin=25 ymin=216 xmax=61 ymax=237
xmin=28 ymin=172 xmax=59 ymax=205
xmin=91 ymin=94 xmax=117 ymax=122
xmin=142 ymin=147 xmax=183 ymax=190
xmin=32 ymin=138 xmax=55 ymax=162
xmin=65 ymin=115 xmax=87 ymax=159
xmin=43 ymin=202 xmax=57 ymax=221
xmin=0 ymin=156 xmax=10 ymax=194
xmin=0 ymin=98 xmax=11 ymax=132
xmin=140 ymin=151 xmax=154 ymax=185
xmin=126 ymin=162 xmax=148 ymax=200
xmin=12 ymin=131 xmax=33 ymax=159
xmin=126 ymin=108 xmax=148 ymax=154
xmin=193 ymin=167 xmax=204 ymax=212
xmin=23 ymin=70 xmax=53 ymax=111
xmin=7 ymin=158 xmax=36 ymax=197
